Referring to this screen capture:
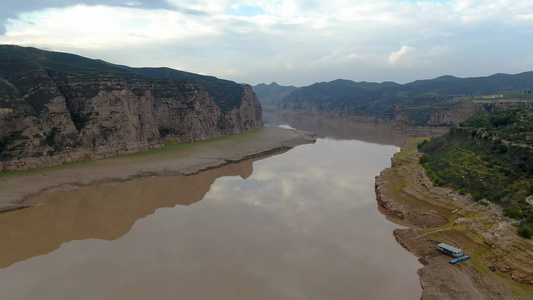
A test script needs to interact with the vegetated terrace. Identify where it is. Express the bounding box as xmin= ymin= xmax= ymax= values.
xmin=418 ymin=109 xmax=533 ymax=233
